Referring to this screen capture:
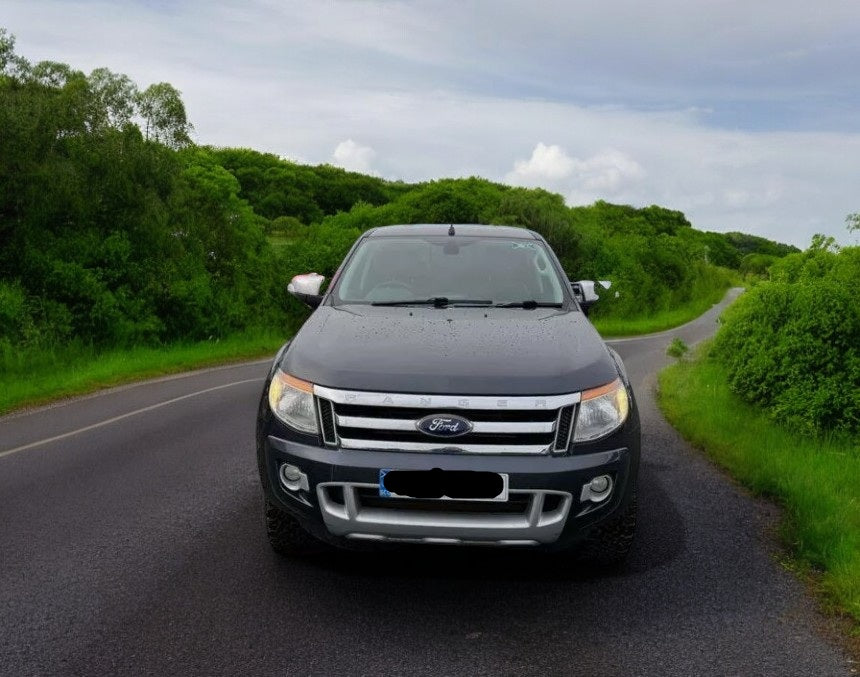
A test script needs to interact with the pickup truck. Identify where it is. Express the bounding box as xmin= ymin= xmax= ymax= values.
xmin=256 ymin=224 xmax=640 ymax=564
